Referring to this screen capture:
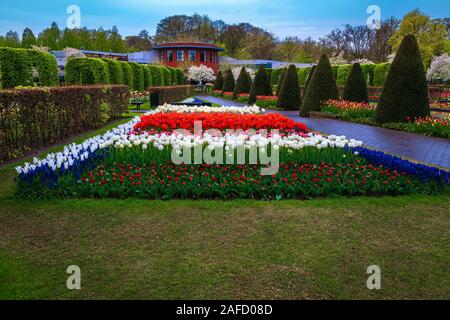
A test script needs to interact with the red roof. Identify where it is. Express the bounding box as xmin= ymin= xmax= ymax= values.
xmin=153 ymin=42 xmax=224 ymax=51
